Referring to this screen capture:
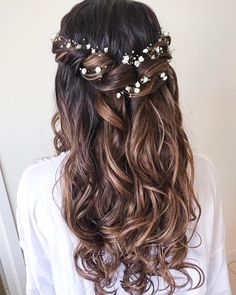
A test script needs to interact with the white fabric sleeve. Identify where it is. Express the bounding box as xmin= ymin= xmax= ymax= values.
xmin=206 ymin=162 xmax=232 ymax=295
xmin=16 ymin=165 xmax=56 ymax=295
